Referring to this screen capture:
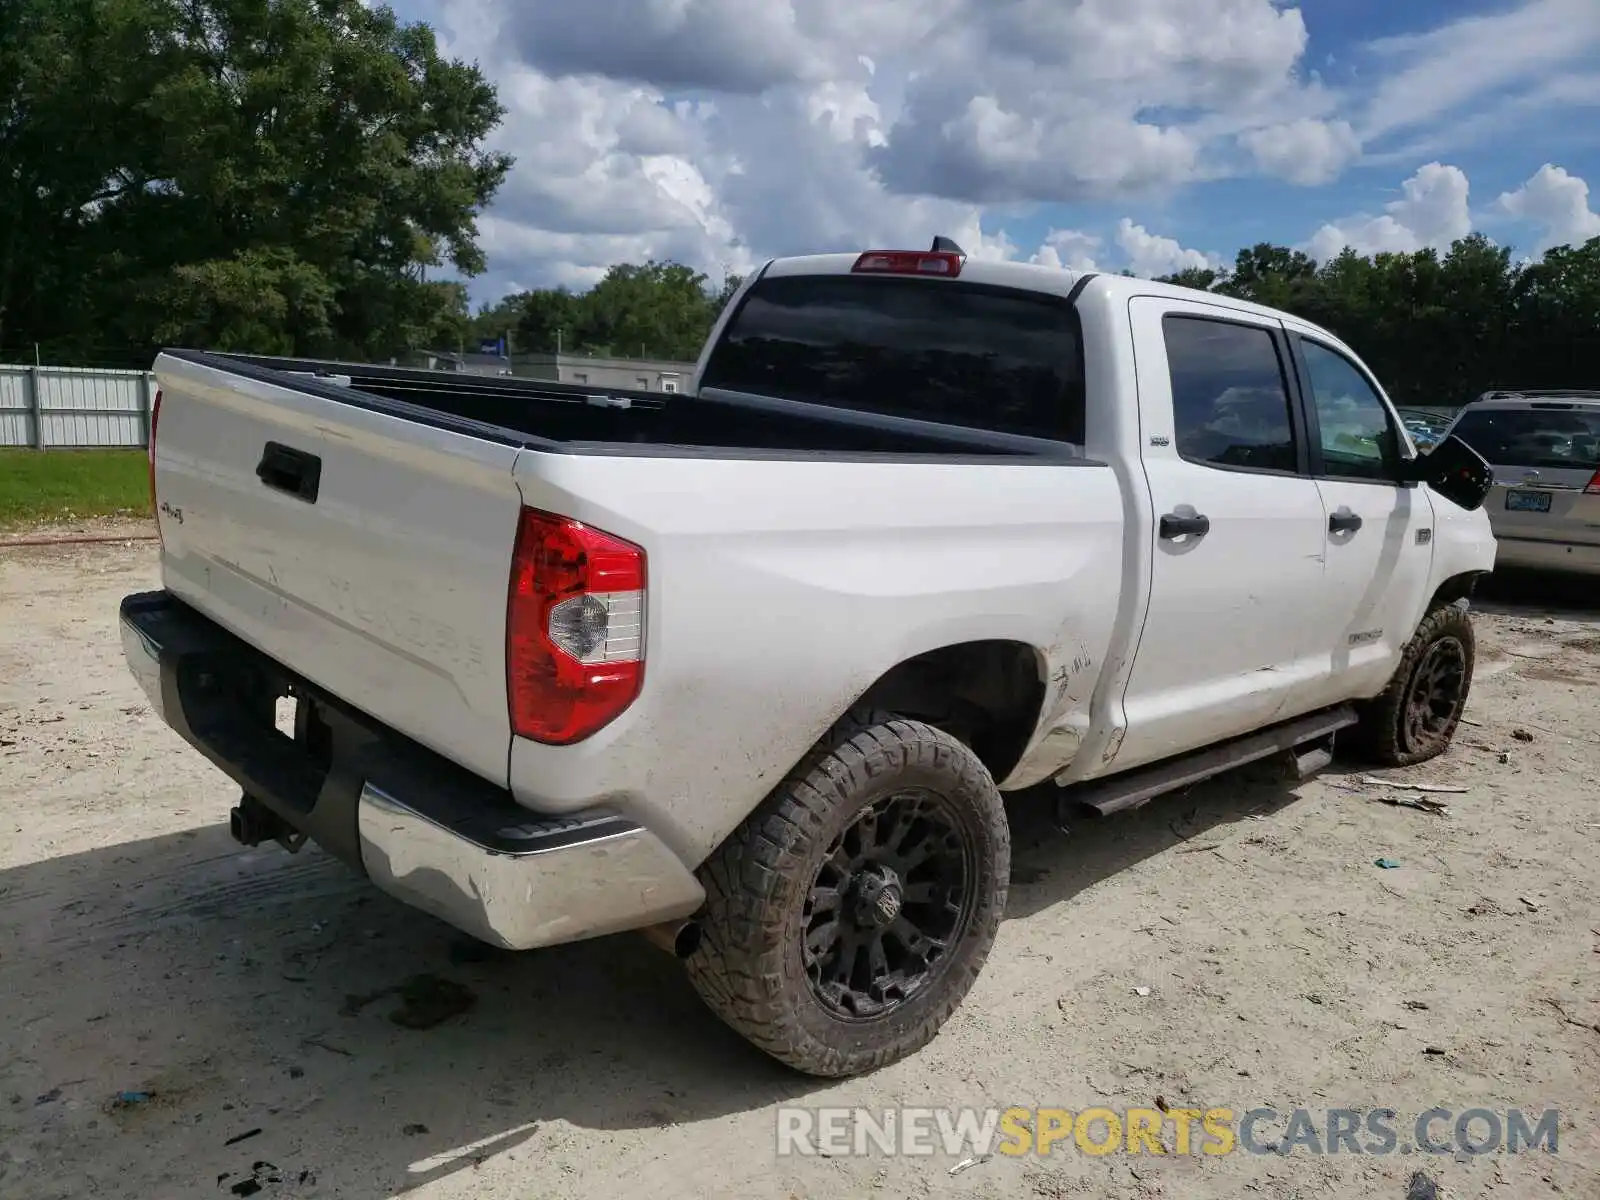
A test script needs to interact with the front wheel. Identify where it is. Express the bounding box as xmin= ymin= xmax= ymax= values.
xmin=1349 ymin=602 xmax=1475 ymax=766
xmin=684 ymin=711 xmax=1010 ymax=1077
